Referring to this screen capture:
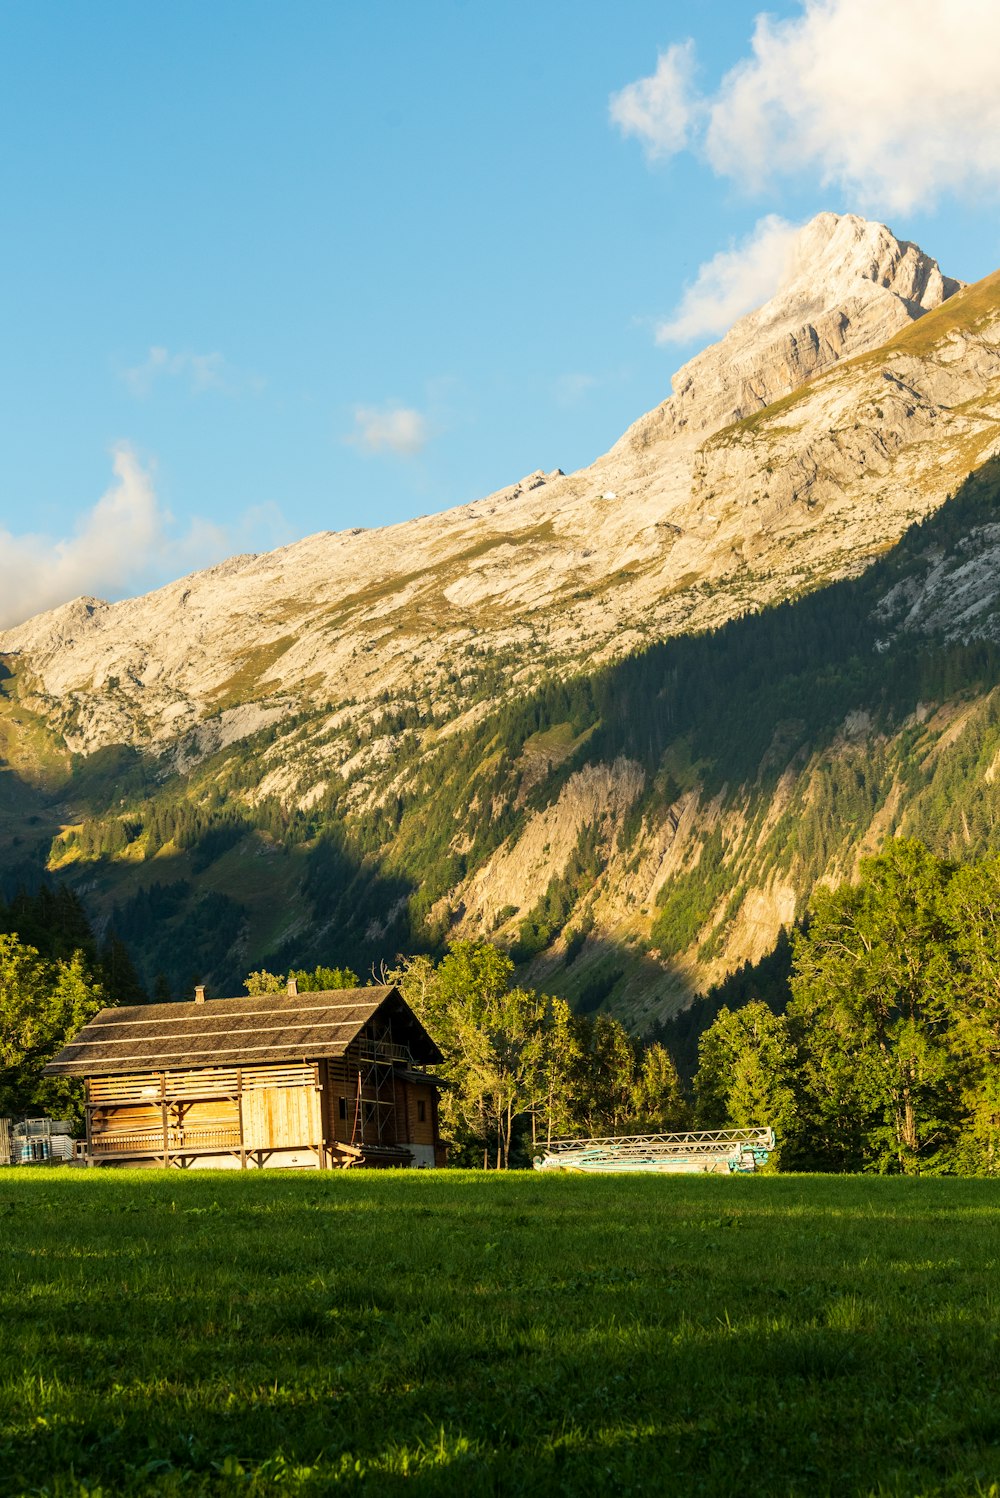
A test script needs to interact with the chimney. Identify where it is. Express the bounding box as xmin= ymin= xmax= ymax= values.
xmin=194 ymin=984 xmax=205 ymax=1004
xmin=286 ymin=976 xmax=298 ymax=996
